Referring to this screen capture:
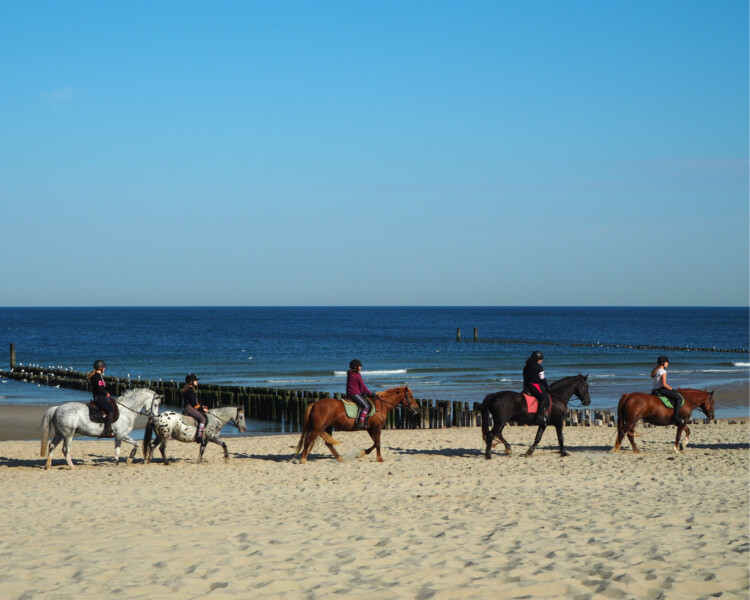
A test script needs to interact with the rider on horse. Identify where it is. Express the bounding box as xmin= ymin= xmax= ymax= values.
xmin=651 ymin=356 xmax=684 ymax=426
xmin=182 ymin=374 xmax=210 ymax=441
xmin=88 ymin=360 xmax=115 ymax=438
xmin=523 ymin=351 xmax=551 ymax=426
xmin=346 ymin=359 xmax=374 ymax=428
